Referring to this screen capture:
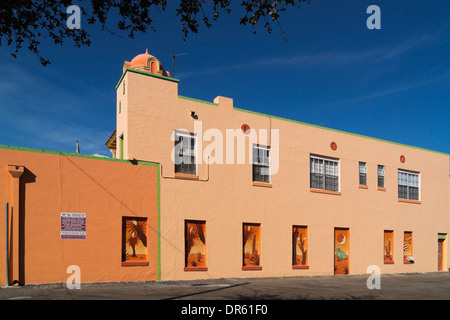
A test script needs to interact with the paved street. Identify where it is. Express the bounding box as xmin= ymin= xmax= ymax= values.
xmin=1 ymin=272 xmax=449 ymax=300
